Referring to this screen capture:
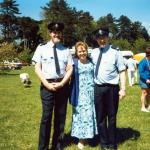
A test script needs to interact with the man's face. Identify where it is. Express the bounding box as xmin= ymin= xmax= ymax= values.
xmin=50 ymin=31 xmax=62 ymax=44
xmin=96 ymin=36 xmax=108 ymax=48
